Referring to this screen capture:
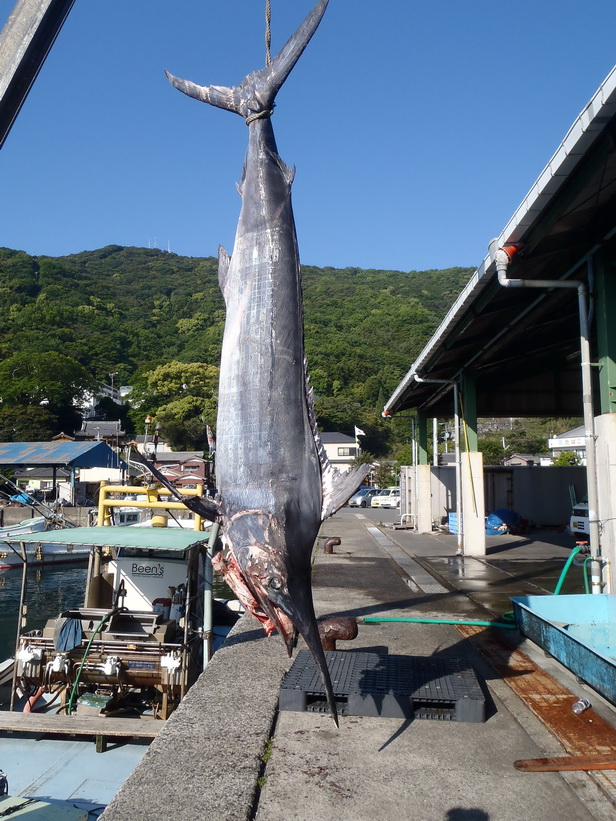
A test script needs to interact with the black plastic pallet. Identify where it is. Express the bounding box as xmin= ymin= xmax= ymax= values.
xmin=279 ymin=650 xmax=485 ymax=722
